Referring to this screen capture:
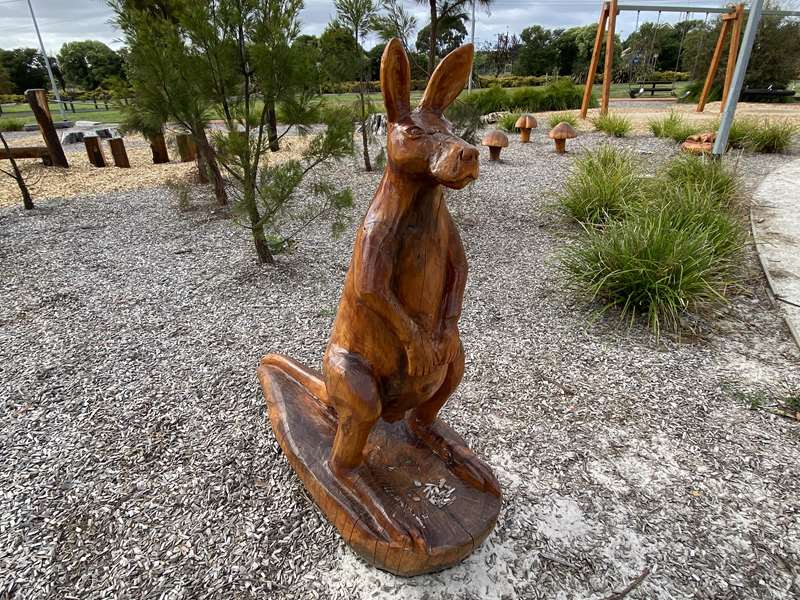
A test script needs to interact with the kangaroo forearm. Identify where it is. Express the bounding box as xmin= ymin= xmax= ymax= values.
xmin=444 ymin=268 xmax=467 ymax=321
xmin=362 ymin=291 xmax=418 ymax=344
